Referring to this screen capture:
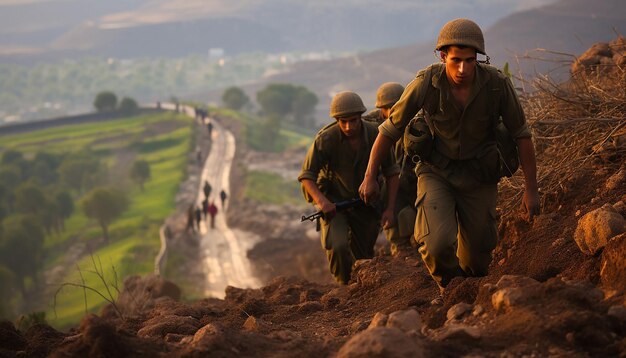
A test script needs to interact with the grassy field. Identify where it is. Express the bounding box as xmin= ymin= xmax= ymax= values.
xmin=1 ymin=112 xmax=192 ymax=328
